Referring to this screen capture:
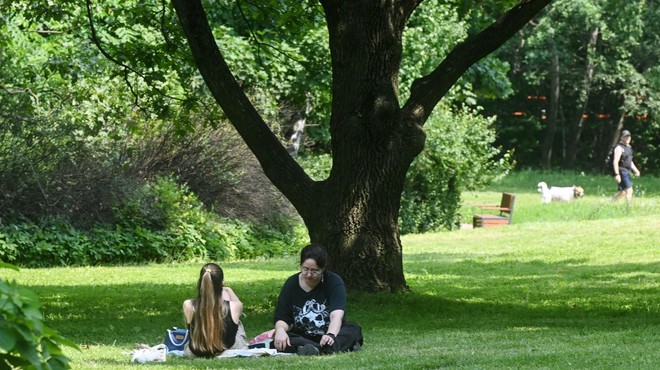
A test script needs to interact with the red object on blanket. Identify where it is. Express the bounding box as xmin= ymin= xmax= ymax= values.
xmin=249 ymin=329 xmax=275 ymax=345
